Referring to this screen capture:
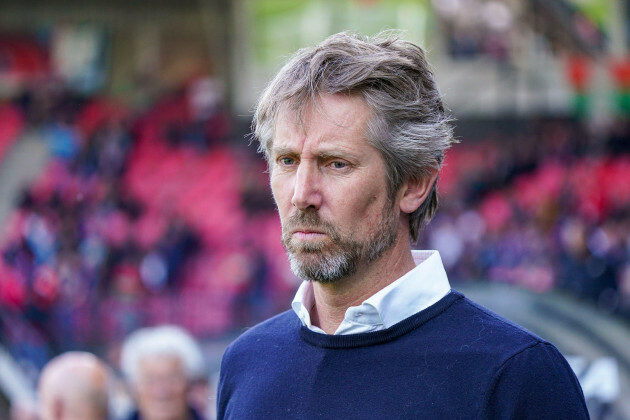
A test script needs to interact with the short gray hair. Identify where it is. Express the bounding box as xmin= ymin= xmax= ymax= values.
xmin=120 ymin=325 xmax=205 ymax=384
xmin=253 ymin=31 xmax=456 ymax=241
